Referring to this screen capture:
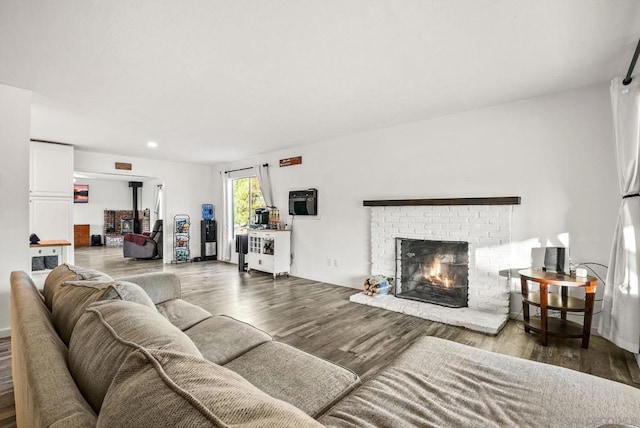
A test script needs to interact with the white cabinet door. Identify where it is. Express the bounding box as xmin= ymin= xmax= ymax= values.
xmin=29 ymin=197 xmax=73 ymax=242
xmin=248 ymin=253 xmax=275 ymax=273
xmin=30 ymin=141 xmax=74 ymax=197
